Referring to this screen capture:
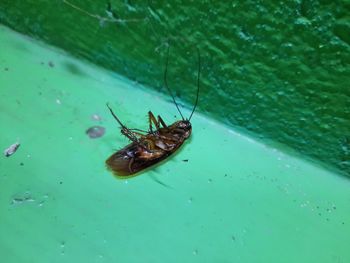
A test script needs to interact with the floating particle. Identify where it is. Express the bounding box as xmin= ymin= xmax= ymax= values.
xmin=48 ymin=61 xmax=55 ymax=67
xmin=91 ymin=114 xmax=102 ymax=121
xmin=4 ymin=142 xmax=20 ymax=157
xmin=11 ymin=193 xmax=35 ymax=205
xmin=86 ymin=126 xmax=106 ymax=139
xmin=182 ymin=159 xmax=189 ymax=162
xmin=56 ymin=99 xmax=61 ymax=105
